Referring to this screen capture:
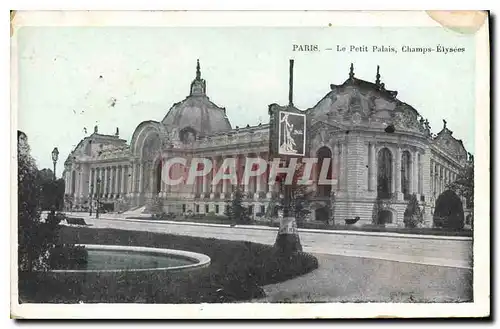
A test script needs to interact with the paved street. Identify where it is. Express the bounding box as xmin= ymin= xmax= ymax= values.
xmin=65 ymin=212 xmax=472 ymax=269
xmin=253 ymin=253 xmax=472 ymax=303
